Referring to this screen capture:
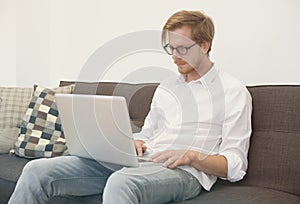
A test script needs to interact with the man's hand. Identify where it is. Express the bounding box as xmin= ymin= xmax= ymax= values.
xmin=150 ymin=150 xmax=198 ymax=169
xmin=151 ymin=149 xmax=228 ymax=178
xmin=134 ymin=140 xmax=147 ymax=156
